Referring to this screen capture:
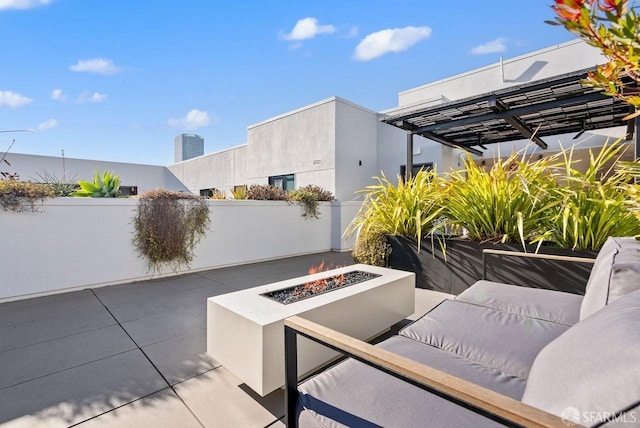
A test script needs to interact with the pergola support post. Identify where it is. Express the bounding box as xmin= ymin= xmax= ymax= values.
xmin=406 ymin=132 xmax=414 ymax=181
